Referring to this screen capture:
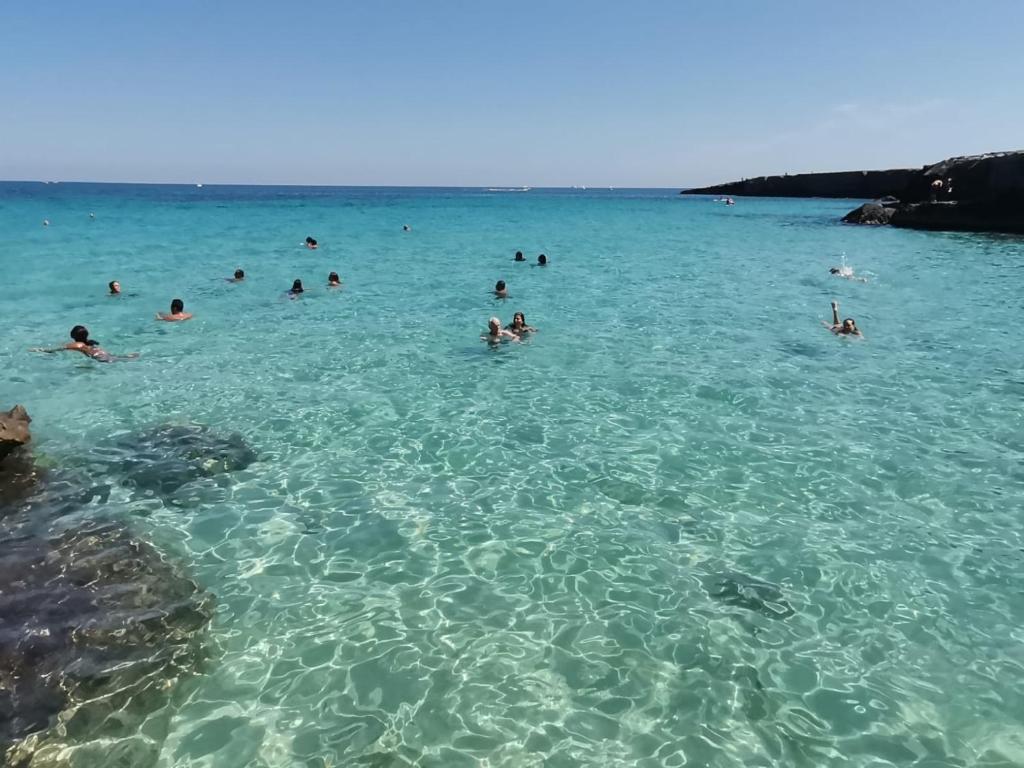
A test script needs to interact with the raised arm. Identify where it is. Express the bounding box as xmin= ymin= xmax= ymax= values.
xmin=830 ymin=301 xmax=840 ymax=327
